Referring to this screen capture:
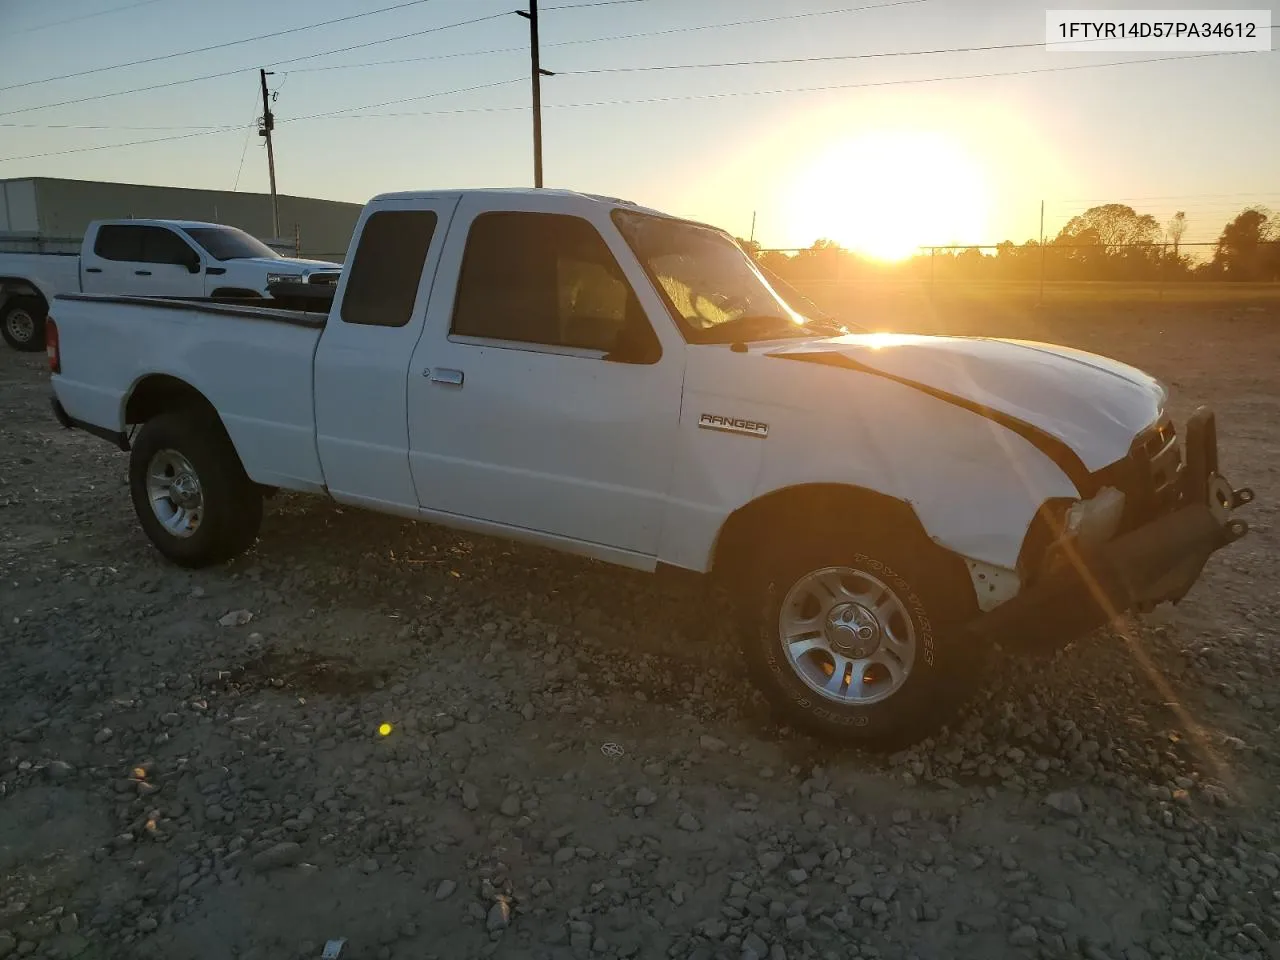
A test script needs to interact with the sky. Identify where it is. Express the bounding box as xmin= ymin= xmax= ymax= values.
xmin=0 ymin=0 xmax=1277 ymax=254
